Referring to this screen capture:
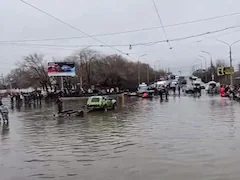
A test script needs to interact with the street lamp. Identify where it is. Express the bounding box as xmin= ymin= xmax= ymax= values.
xmin=199 ymin=55 xmax=208 ymax=82
xmin=138 ymin=54 xmax=147 ymax=84
xmin=201 ymin=51 xmax=212 ymax=63
xmin=192 ymin=60 xmax=201 ymax=77
xmin=201 ymin=50 xmax=214 ymax=81
xmin=199 ymin=55 xmax=207 ymax=70
xmin=154 ymin=60 xmax=161 ymax=81
xmin=217 ymin=39 xmax=240 ymax=86
xmin=196 ymin=58 xmax=203 ymax=70
xmin=194 ymin=59 xmax=201 ymax=77
xmin=9 ymin=78 xmax=13 ymax=96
